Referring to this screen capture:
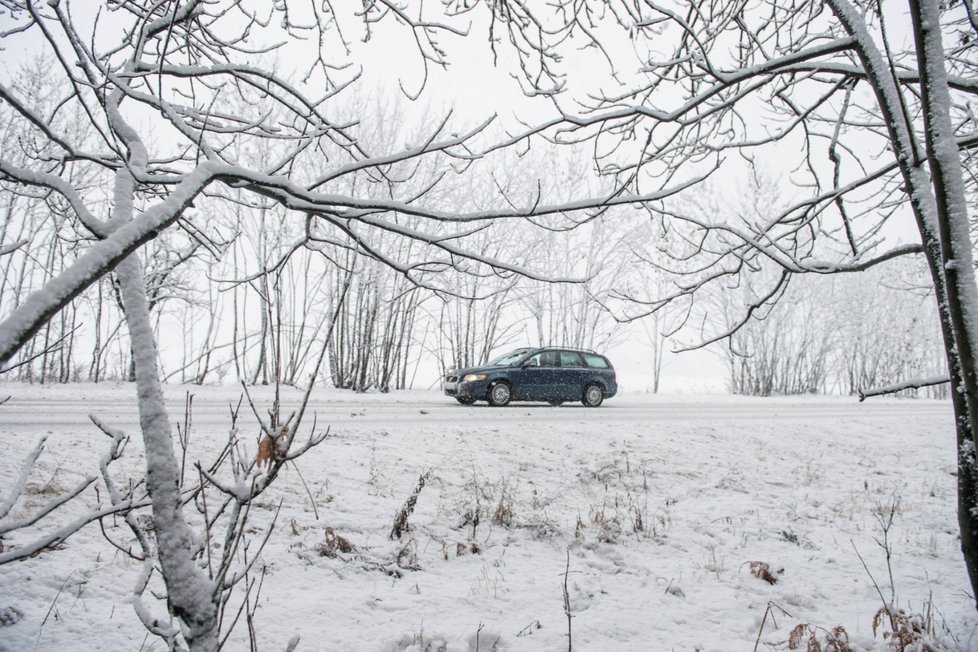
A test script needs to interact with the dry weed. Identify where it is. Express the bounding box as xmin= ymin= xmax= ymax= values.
xmin=390 ymin=470 xmax=432 ymax=541
xmin=788 ymin=623 xmax=851 ymax=652
xmin=873 ymin=607 xmax=935 ymax=652
xmin=747 ymin=560 xmax=782 ymax=585
xmin=25 ymin=479 xmax=65 ymax=496
xmin=453 ymin=542 xmax=480 ymax=557
xmin=490 ymin=487 xmax=513 ymax=527
xmin=318 ymin=526 xmax=354 ymax=557
xmin=589 ymin=504 xmax=622 ymax=544
xmin=396 ymin=538 xmax=421 ymax=571
xmin=757 ymin=603 xmax=850 ymax=652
